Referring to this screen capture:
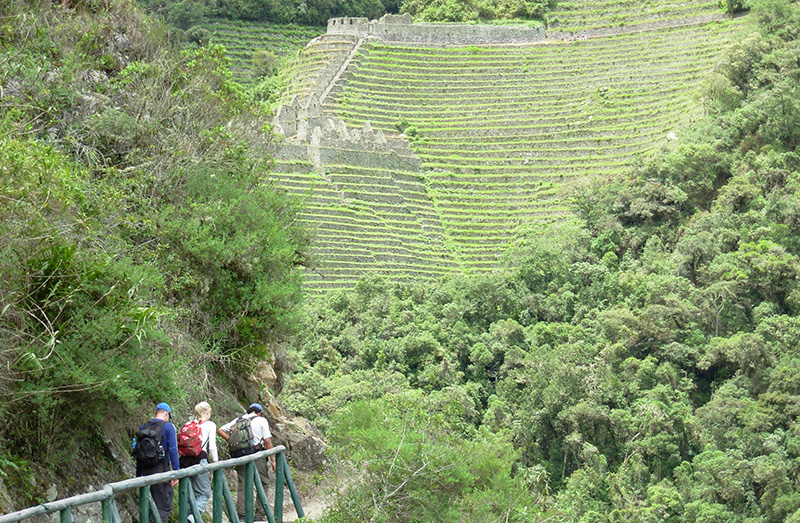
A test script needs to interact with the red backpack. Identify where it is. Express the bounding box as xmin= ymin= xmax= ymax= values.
xmin=177 ymin=420 xmax=204 ymax=457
